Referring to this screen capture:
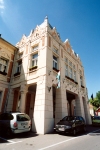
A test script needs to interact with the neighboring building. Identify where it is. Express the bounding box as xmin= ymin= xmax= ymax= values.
xmin=89 ymin=103 xmax=94 ymax=116
xmin=2 ymin=17 xmax=91 ymax=134
xmin=0 ymin=36 xmax=17 ymax=113
xmin=95 ymin=107 xmax=100 ymax=116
